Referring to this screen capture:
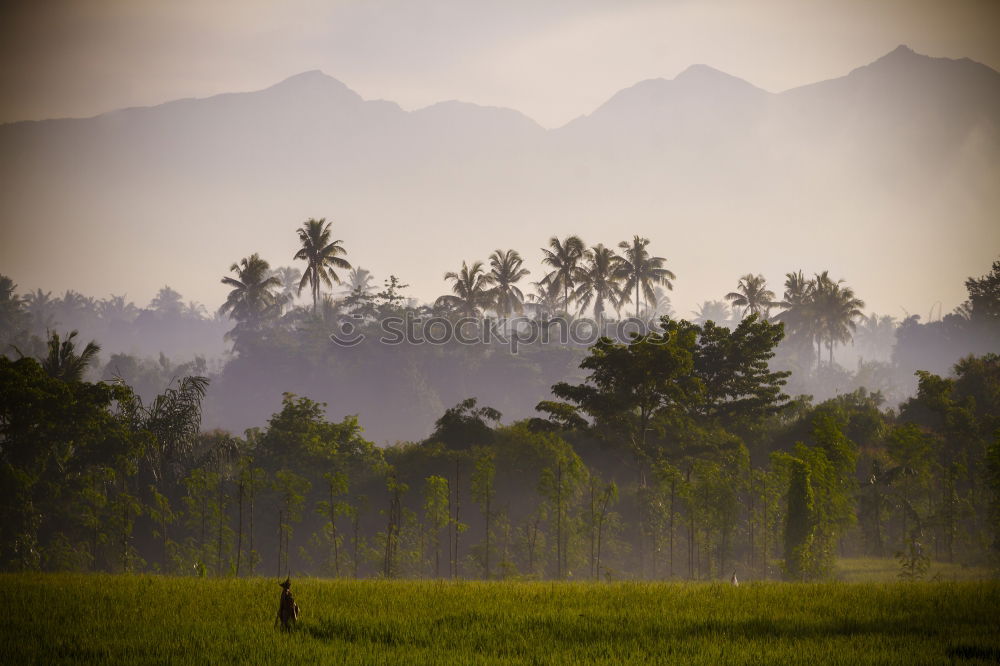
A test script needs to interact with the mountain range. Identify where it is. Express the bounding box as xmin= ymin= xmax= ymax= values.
xmin=1 ymin=45 xmax=998 ymax=336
